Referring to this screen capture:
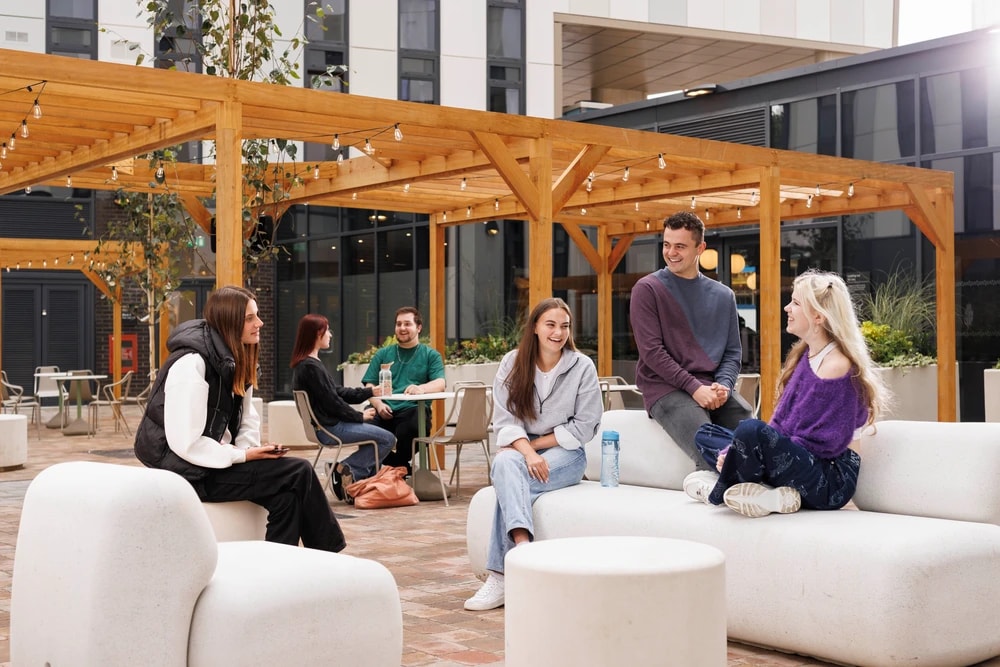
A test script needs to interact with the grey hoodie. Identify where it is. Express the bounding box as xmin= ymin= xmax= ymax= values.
xmin=492 ymin=347 xmax=603 ymax=450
